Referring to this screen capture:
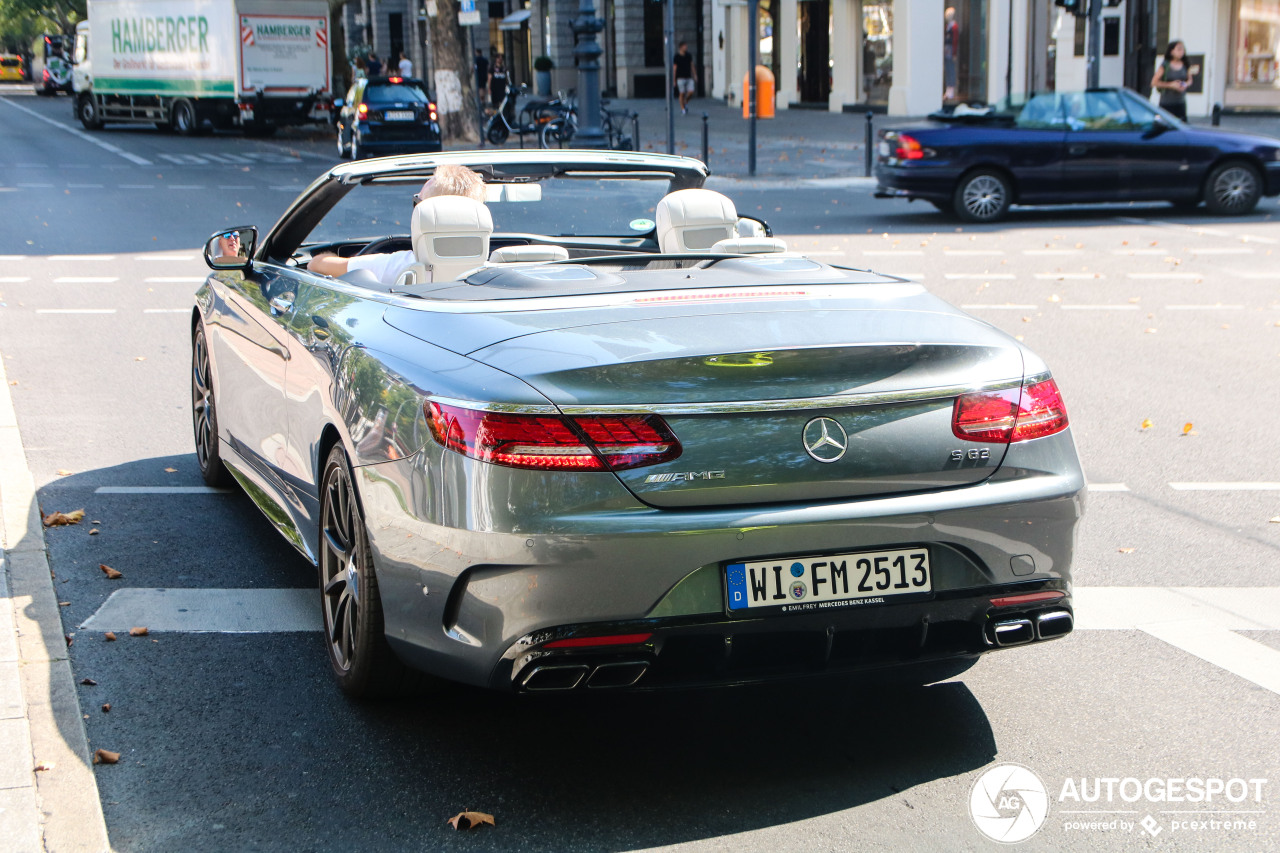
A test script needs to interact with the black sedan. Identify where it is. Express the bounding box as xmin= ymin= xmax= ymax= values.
xmin=336 ymin=76 xmax=442 ymax=160
xmin=875 ymin=87 xmax=1280 ymax=222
